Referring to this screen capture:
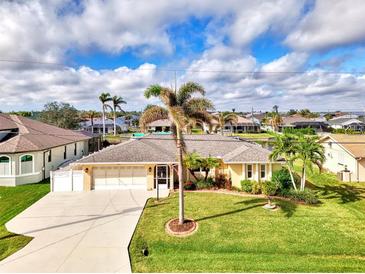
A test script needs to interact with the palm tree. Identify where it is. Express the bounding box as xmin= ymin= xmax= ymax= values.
xmin=267 ymin=112 xmax=282 ymax=132
xmin=81 ymin=110 xmax=99 ymax=134
xmin=269 ymin=133 xmax=298 ymax=190
xmin=295 ymin=135 xmax=325 ymax=190
xmin=140 ymin=82 xmax=213 ymax=225
xmin=99 ymin=92 xmax=112 ymax=137
xmin=111 ymin=96 xmax=127 ymax=136
xmin=213 ymin=112 xmax=238 ymax=135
